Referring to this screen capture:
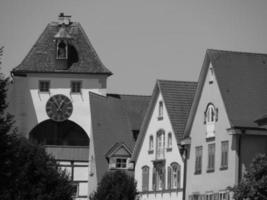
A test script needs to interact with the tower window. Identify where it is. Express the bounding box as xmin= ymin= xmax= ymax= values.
xmin=57 ymin=40 xmax=67 ymax=59
xmin=71 ymin=81 xmax=82 ymax=93
xmin=39 ymin=80 xmax=50 ymax=92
